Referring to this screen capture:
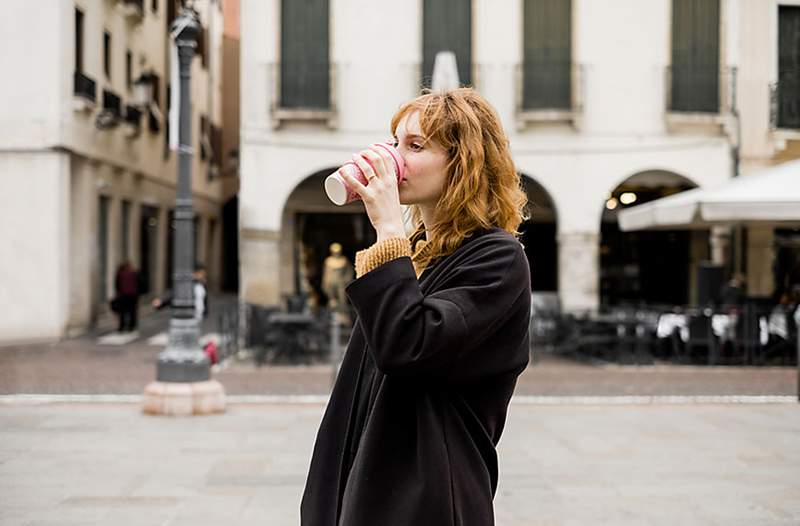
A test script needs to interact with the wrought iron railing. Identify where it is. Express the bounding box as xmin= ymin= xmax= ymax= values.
xmin=665 ymin=66 xmax=736 ymax=115
xmin=515 ymin=62 xmax=584 ymax=120
xmin=73 ymin=71 xmax=97 ymax=103
xmin=769 ymin=74 xmax=800 ymax=130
